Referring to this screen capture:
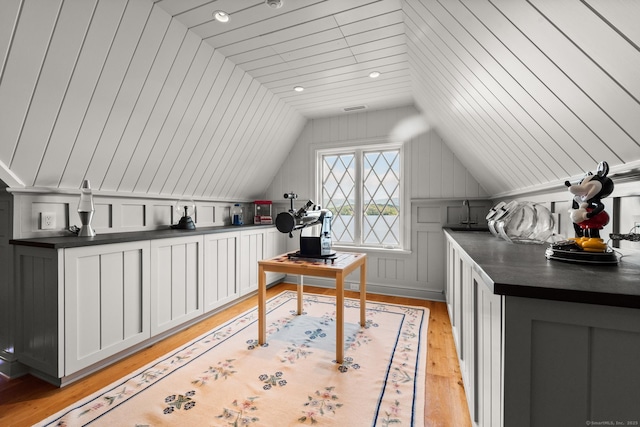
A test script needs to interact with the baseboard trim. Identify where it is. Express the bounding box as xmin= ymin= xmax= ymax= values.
xmin=0 ymin=357 xmax=29 ymax=380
